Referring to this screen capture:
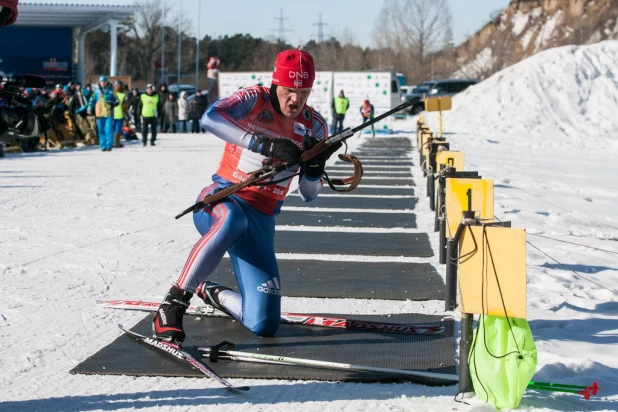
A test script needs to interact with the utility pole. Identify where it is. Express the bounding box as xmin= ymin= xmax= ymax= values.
xmin=313 ymin=13 xmax=328 ymax=43
xmin=271 ymin=8 xmax=292 ymax=43
xmin=177 ymin=0 xmax=182 ymax=89
xmin=161 ymin=0 xmax=165 ymax=85
xmin=195 ymin=0 xmax=200 ymax=90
